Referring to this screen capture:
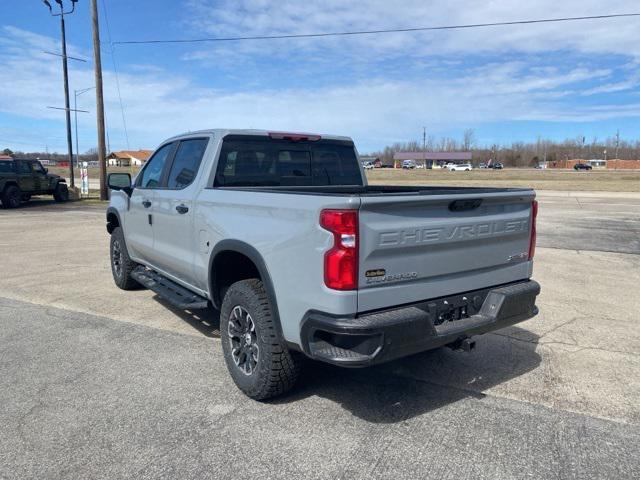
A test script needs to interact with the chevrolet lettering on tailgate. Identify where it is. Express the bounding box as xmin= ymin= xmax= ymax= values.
xmin=378 ymin=219 xmax=529 ymax=247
